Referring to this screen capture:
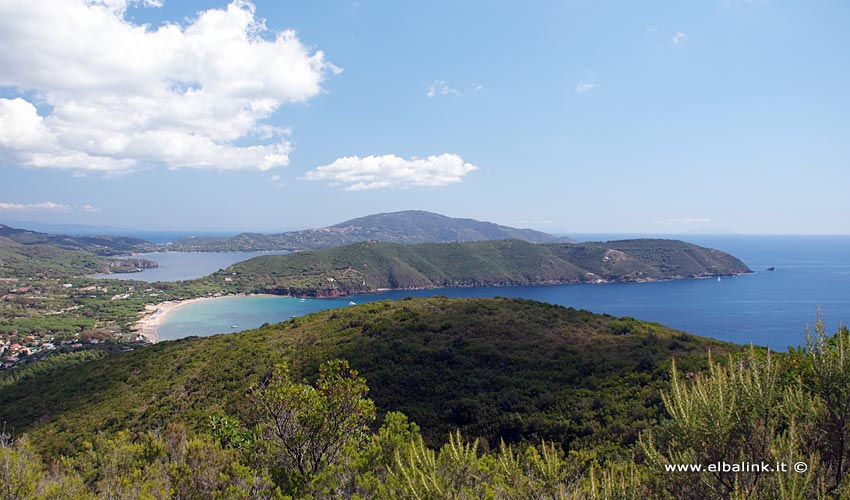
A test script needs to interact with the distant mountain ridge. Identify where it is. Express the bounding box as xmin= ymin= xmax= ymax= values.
xmin=328 ymin=211 xmax=571 ymax=244
xmin=203 ymin=238 xmax=752 ymax=297
xmin=0 ymin=224 xmax=154 ymax=256
xmin=169 ymin=211 xmax=575 ymax=251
